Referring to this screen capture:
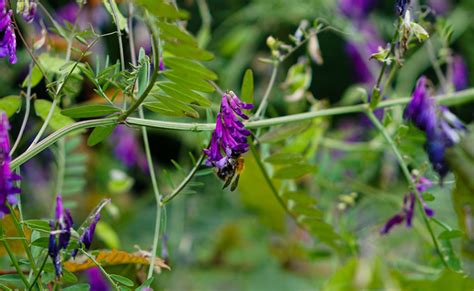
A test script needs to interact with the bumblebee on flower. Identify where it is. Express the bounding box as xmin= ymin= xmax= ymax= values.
xmin=203 ymin=91 xmax=253 ymax=190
